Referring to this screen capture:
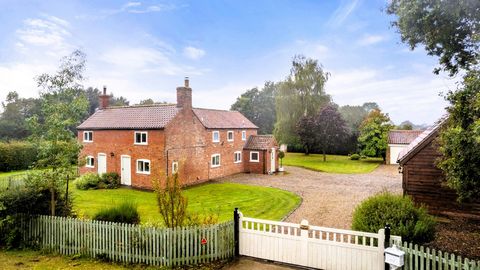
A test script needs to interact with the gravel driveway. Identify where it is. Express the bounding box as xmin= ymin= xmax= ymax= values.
xmin=217 ymin=165 xmax=402 ymax=229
